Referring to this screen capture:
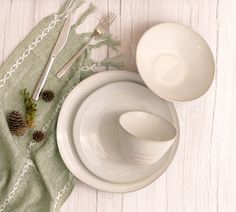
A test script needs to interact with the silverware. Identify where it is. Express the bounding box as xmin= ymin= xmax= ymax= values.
xmin=56 ymin=12 xmax=116 ymax=79
xmin=32 ymin=13 xmax=73 ymax=101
